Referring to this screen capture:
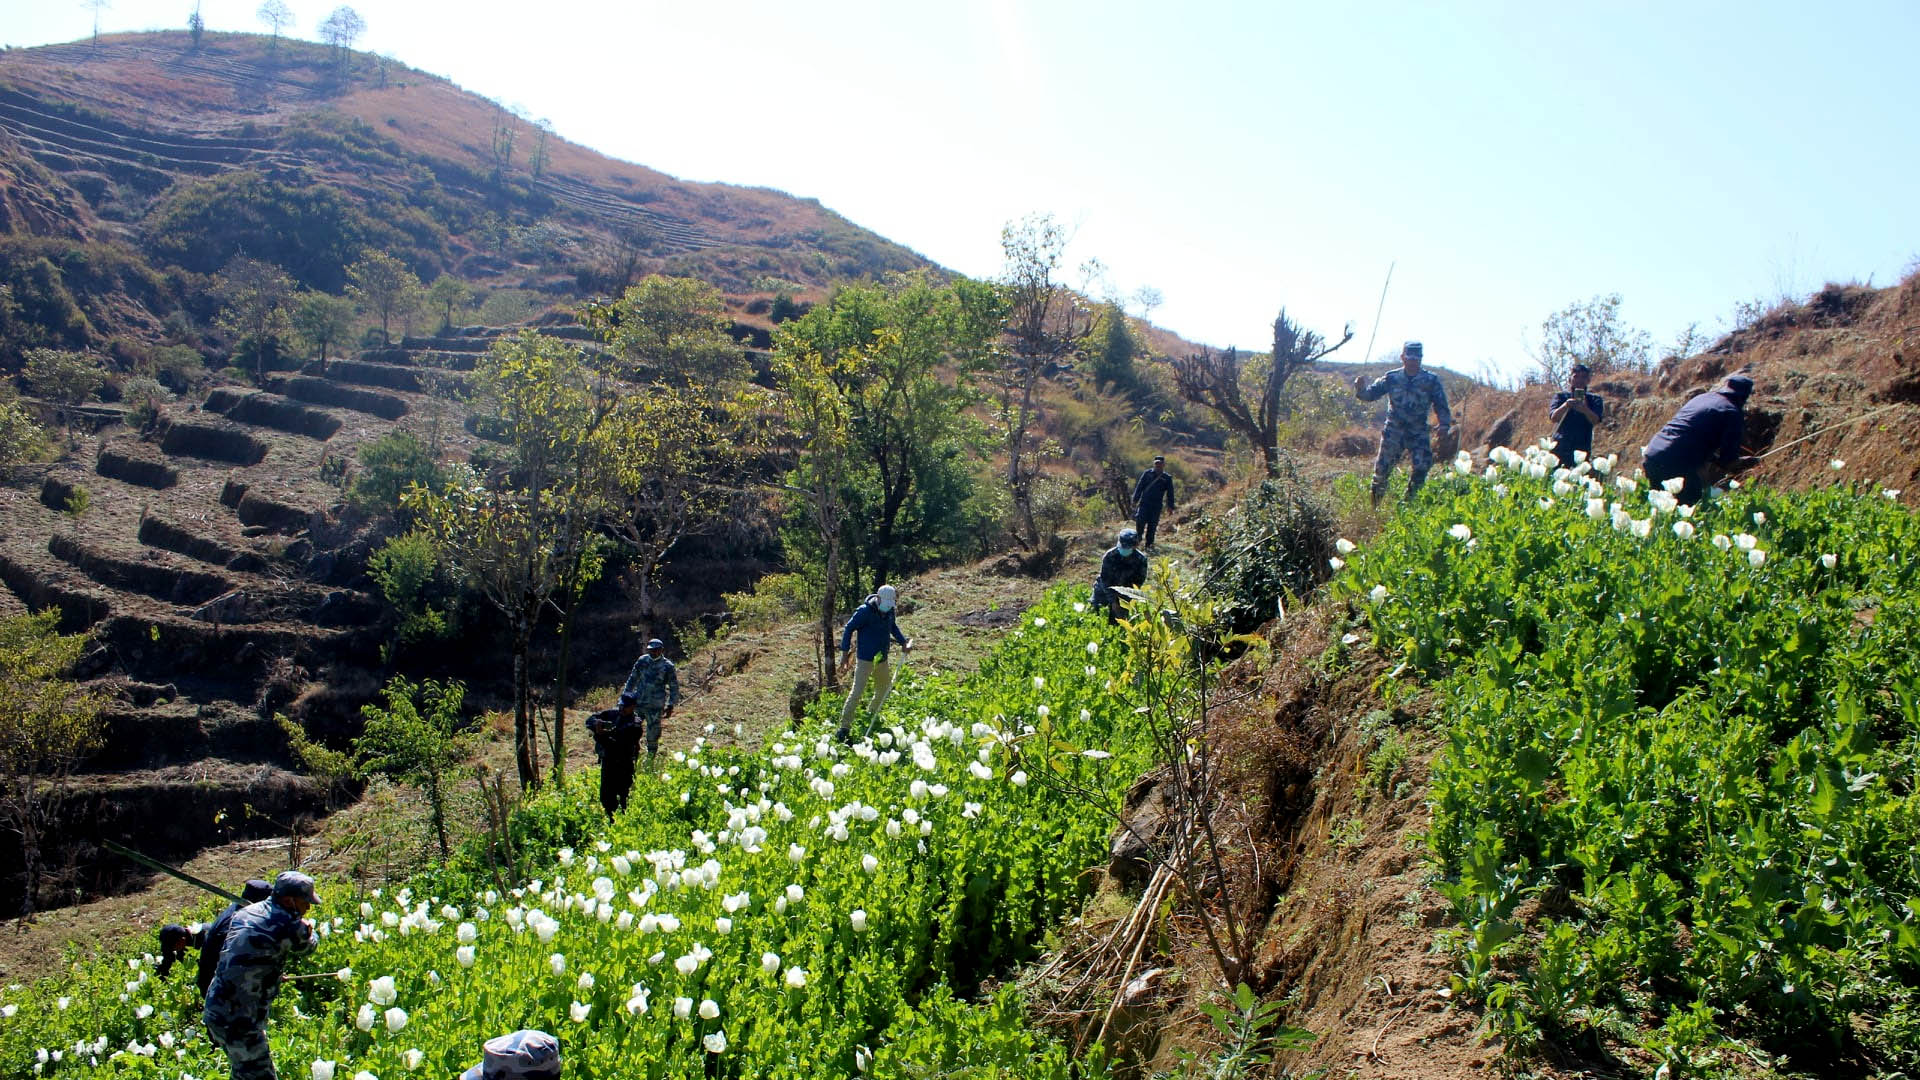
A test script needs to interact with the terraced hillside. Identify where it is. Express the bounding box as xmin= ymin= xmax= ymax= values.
xmin=0 ymin=30 xmax=930 ymax=340
xmin=0 ymin=324 xmax=482 ymax=908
